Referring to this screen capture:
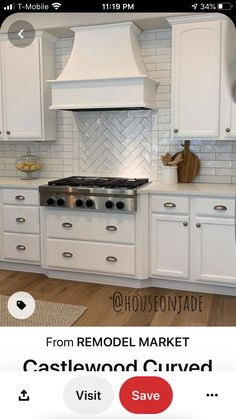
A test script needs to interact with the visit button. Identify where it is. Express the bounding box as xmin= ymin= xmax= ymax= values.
xmin=119 ymin=376 xmax=173 ymax=414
